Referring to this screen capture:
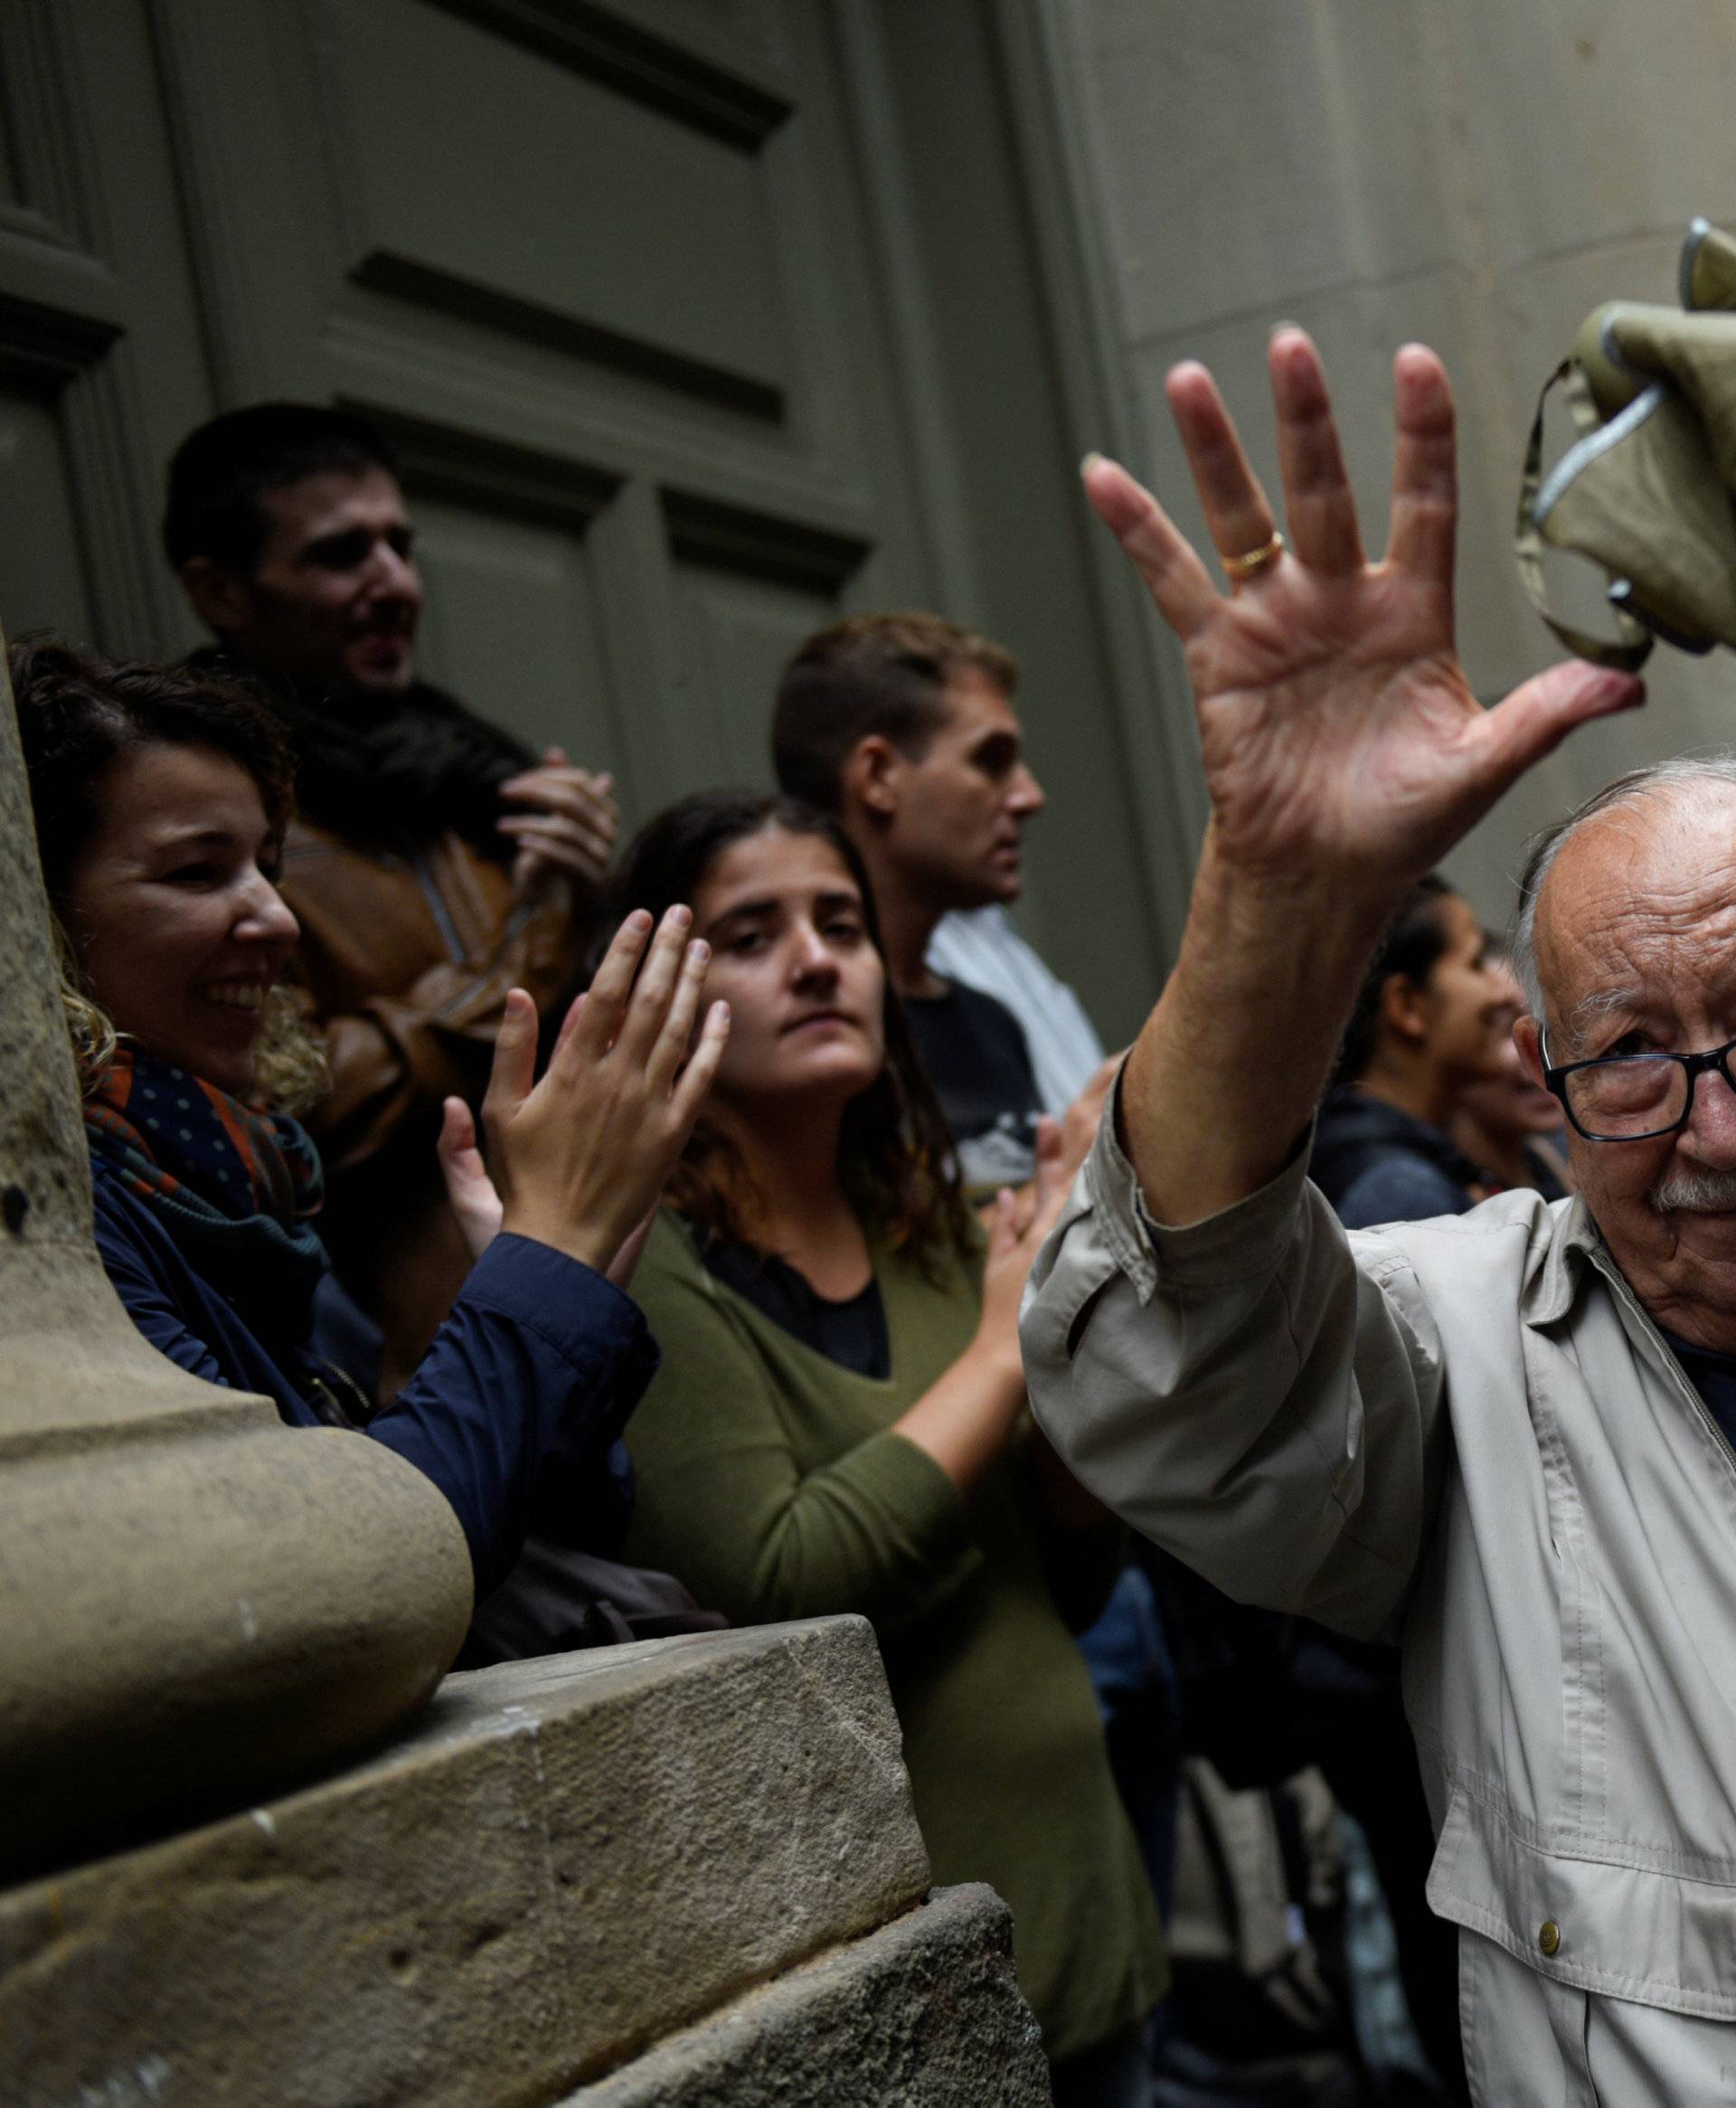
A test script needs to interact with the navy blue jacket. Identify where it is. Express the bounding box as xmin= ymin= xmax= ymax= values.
xmin=90 ymin=1158 xmax=656 ymax=1596
xmin=1310 ymin=1084 xmax=1482 ymax=1231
